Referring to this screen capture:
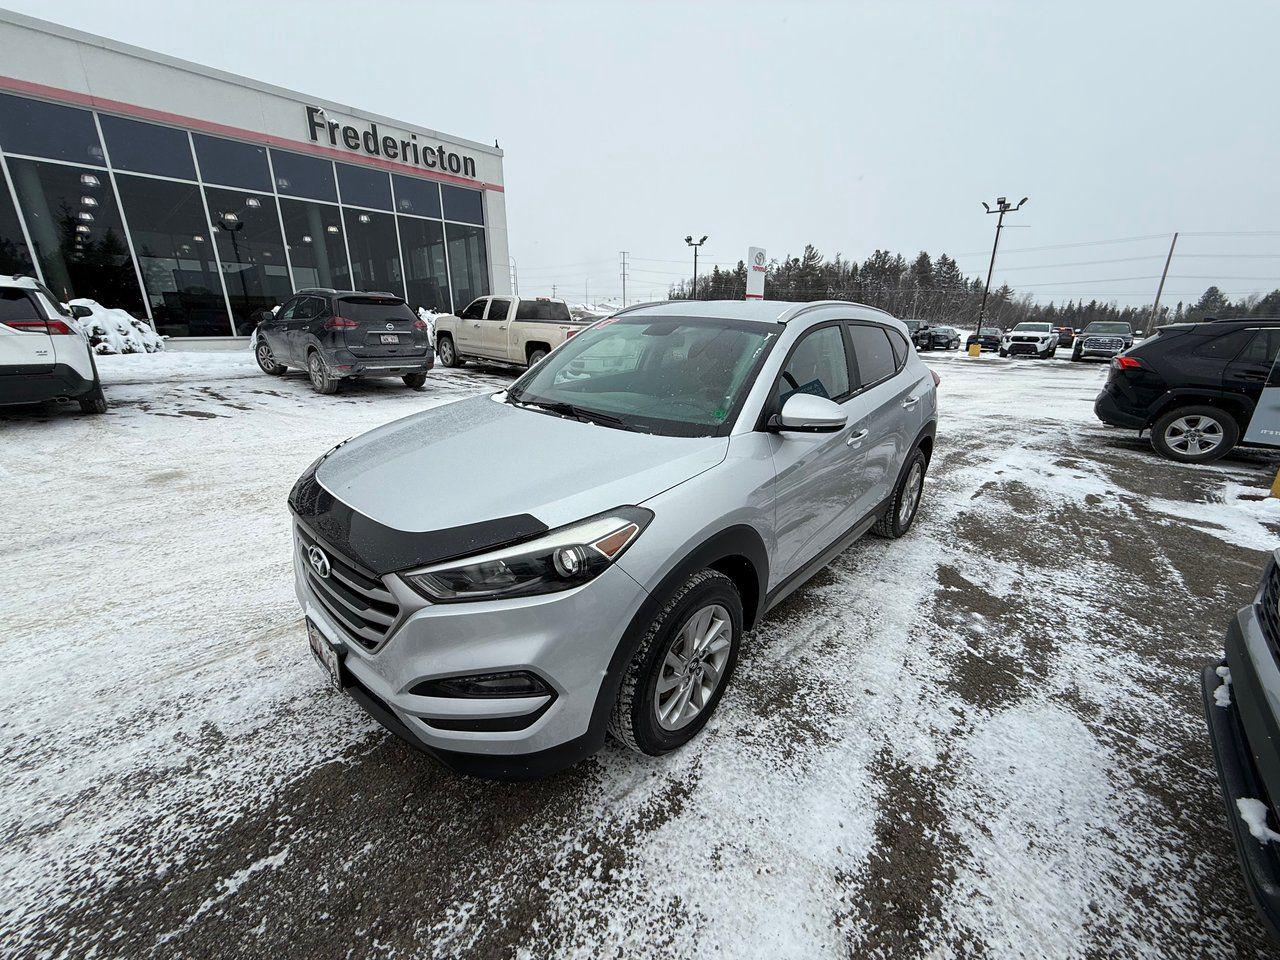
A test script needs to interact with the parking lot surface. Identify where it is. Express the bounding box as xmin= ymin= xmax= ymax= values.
xmin=4 ymin=349 xmax=1280 ymax=959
